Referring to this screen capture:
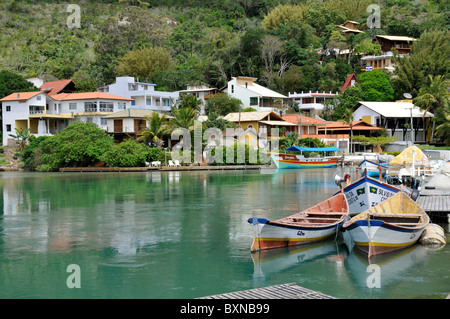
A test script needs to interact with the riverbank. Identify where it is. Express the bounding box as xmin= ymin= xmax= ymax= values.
xmin=59 ymin=165 xmax=272 ymax=172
